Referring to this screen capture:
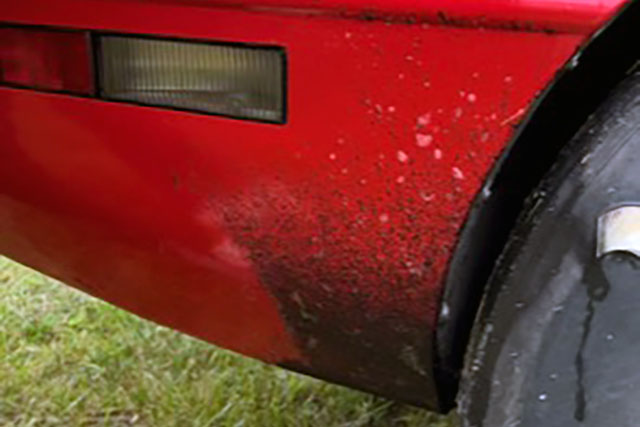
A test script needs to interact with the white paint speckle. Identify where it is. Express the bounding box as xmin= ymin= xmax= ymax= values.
xmin=337 ymin=138 xmax=346 ymax=145
xmin=387 ymin=106 xmax=396 ymax=113
xmin=420 ymin=191 xmax=435 ymax=202
xmin=453 ymin=167 xmax=465 ymax=180
xmin=500 ymin=108 xmax=526 ymax=127
xmin=405 ymin=55 xmax=414 ymax=61
xmin=538 ymin=393 xmax=548 ymax=402
xmin=397 ymin=150 xmax=409 ymax=163
xmin=379 ymin=213 xmax=390 ymax=223
xmin=423 ymin=81 xmax=431 ymax=88
xmin=505 ymin=75 xmax=513 ymax=84
xmin=454 ymin=107 xmax=463 ymax=119
xmin=341 ymin=168 xmax=349 ymax=175
xmin=416 ymin=134 xmax=433 ymax=148
xmin=417 ymin=113 xmax=431 ymax=127
xmin=345 ymin=32 xmax=353 ymax=39
xmin=329 ymin=153 xmax=337 ymax=160
xmin=434 ymin=149 xmax=443 ymax=160
xmin=396 ymin=175 xmax=406 ymax=184
xmin=398 ymin=73 xmax=405 ymax=80
xmin=467 ymin=93 xmax=477 ymax=103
